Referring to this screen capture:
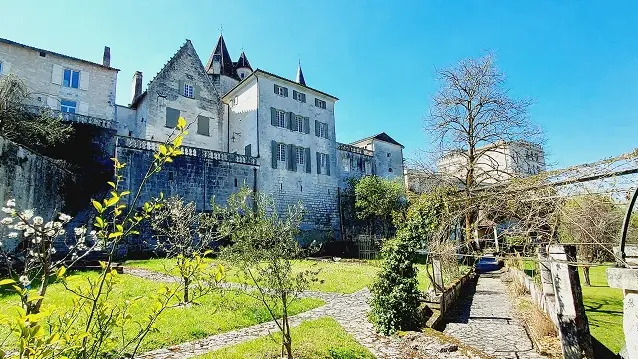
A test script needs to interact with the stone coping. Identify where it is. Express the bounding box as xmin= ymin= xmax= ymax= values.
xmin=607 ymin=267 xmax=638 ymax=290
